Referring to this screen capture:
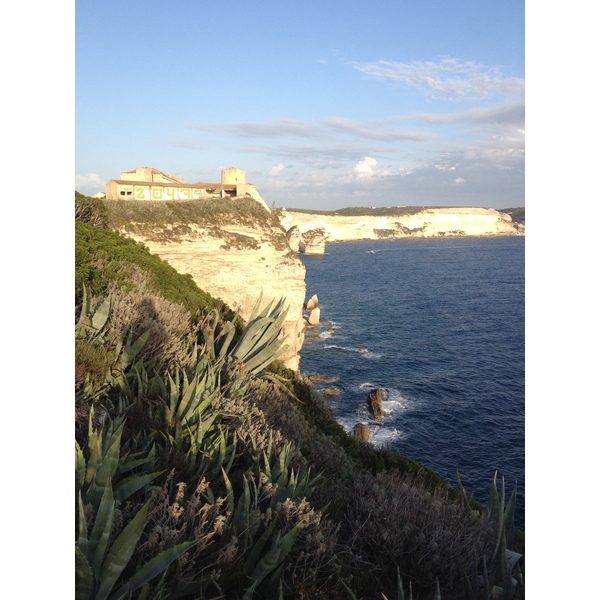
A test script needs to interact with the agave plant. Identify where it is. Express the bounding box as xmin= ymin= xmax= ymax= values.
xmin=76 ymin=285 xmax=112 ymax=342
xmin=76 ymin=412 xmax=195 ymax=600
xmin=460 ymin=472 xmax=524 ymax=600
xmin=201 ymin=295 xmax=290 ymax=378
